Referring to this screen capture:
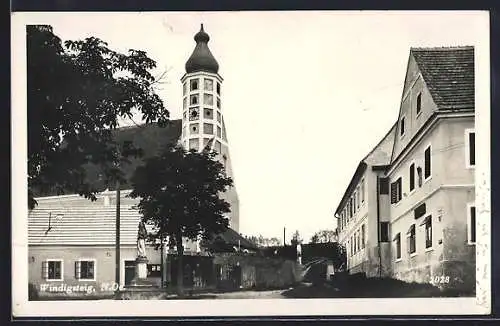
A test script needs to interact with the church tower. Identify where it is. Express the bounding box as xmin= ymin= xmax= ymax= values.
xmin=180 ymin=24 xmax=240 ymax=232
